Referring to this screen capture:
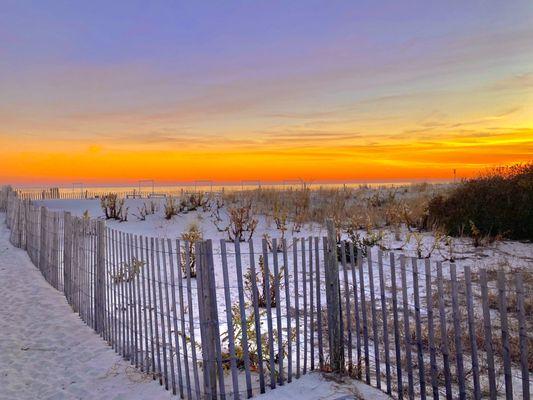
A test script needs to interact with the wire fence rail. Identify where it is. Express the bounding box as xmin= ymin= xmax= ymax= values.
xmin=1 ymin=185 xmax=531 ymax=400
